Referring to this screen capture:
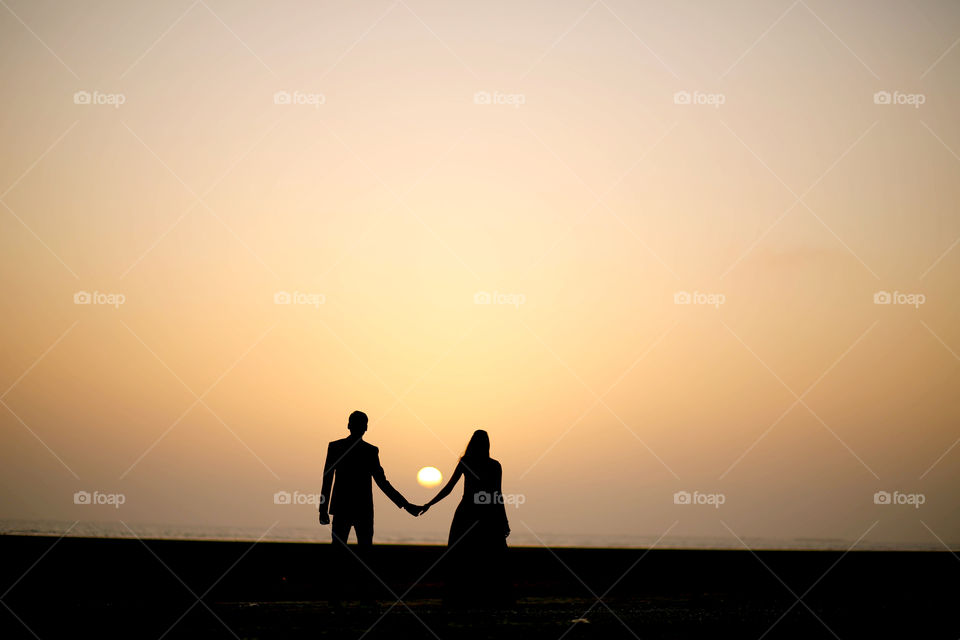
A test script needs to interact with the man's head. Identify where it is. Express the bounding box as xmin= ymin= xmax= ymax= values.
xmin=347 ymin=410 xmax=368 ymax=437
